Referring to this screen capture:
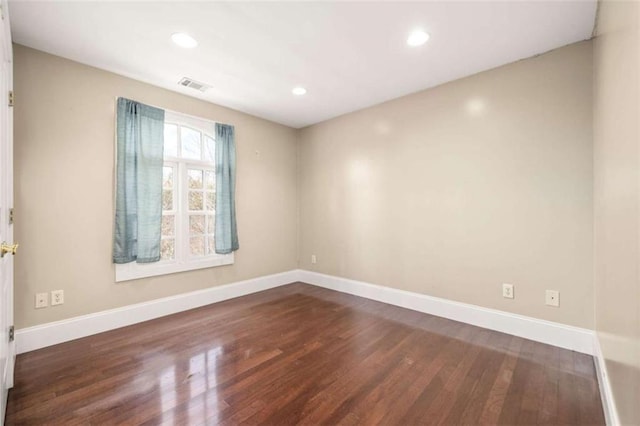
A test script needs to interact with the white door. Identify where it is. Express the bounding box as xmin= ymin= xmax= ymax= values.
xmin=0 ymin=0 xmax=14 ymax=422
